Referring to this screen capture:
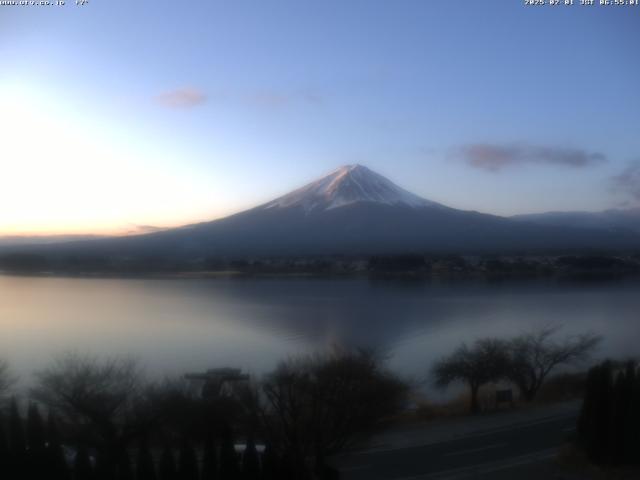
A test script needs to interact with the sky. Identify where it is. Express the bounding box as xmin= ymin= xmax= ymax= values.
xmin=1 ymin=0 xmax=639 ymax=235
